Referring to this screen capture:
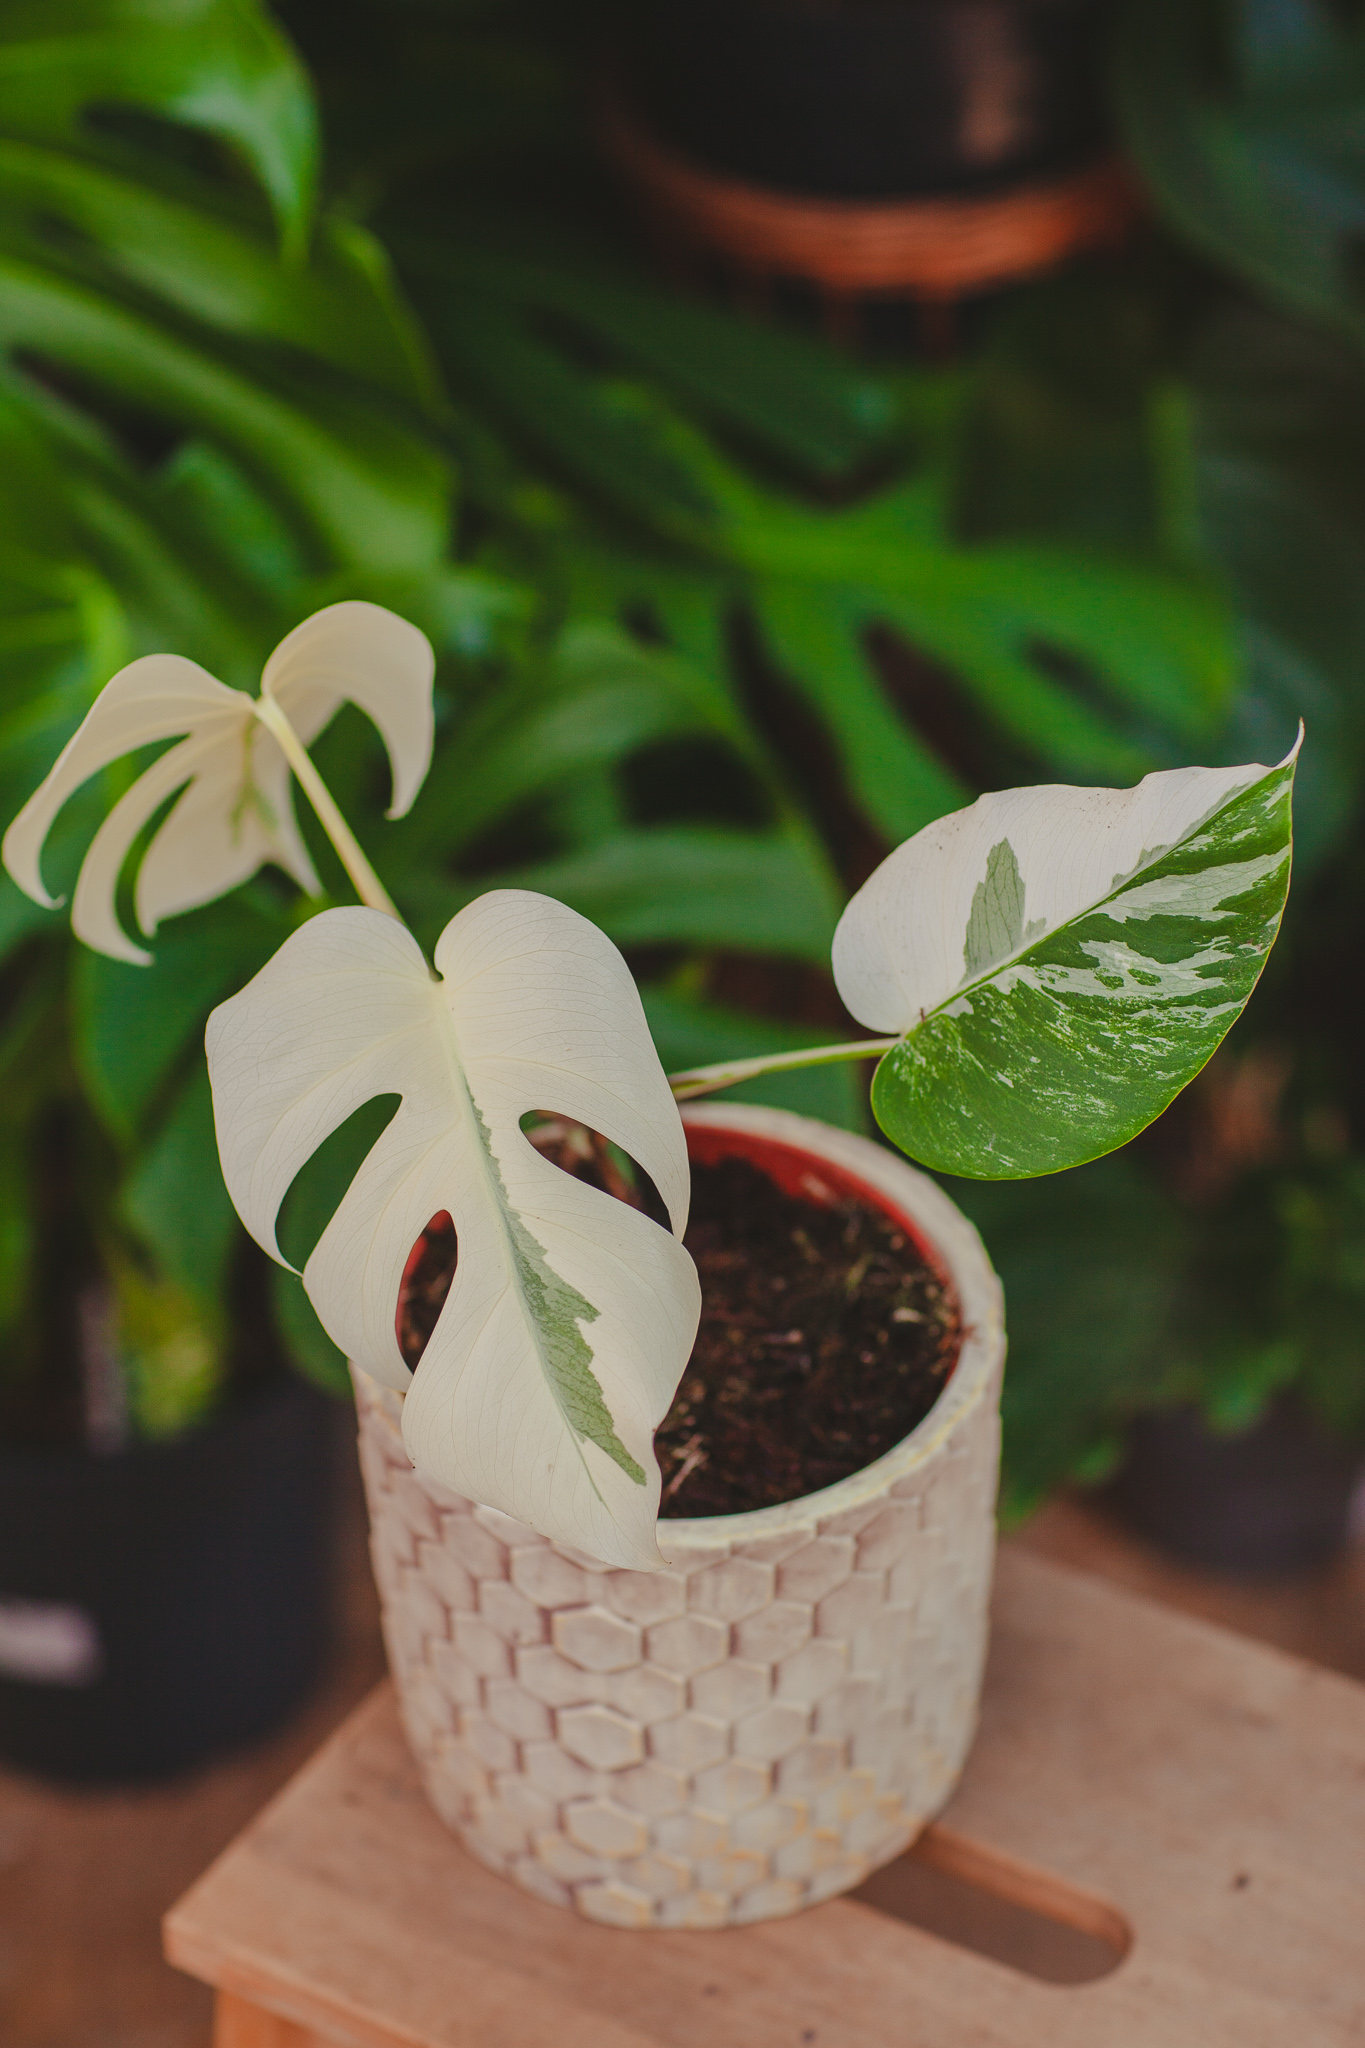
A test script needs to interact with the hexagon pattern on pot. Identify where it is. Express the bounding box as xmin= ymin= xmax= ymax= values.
xmin=354 ymin=1354 xmax=1000 ymax=1928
